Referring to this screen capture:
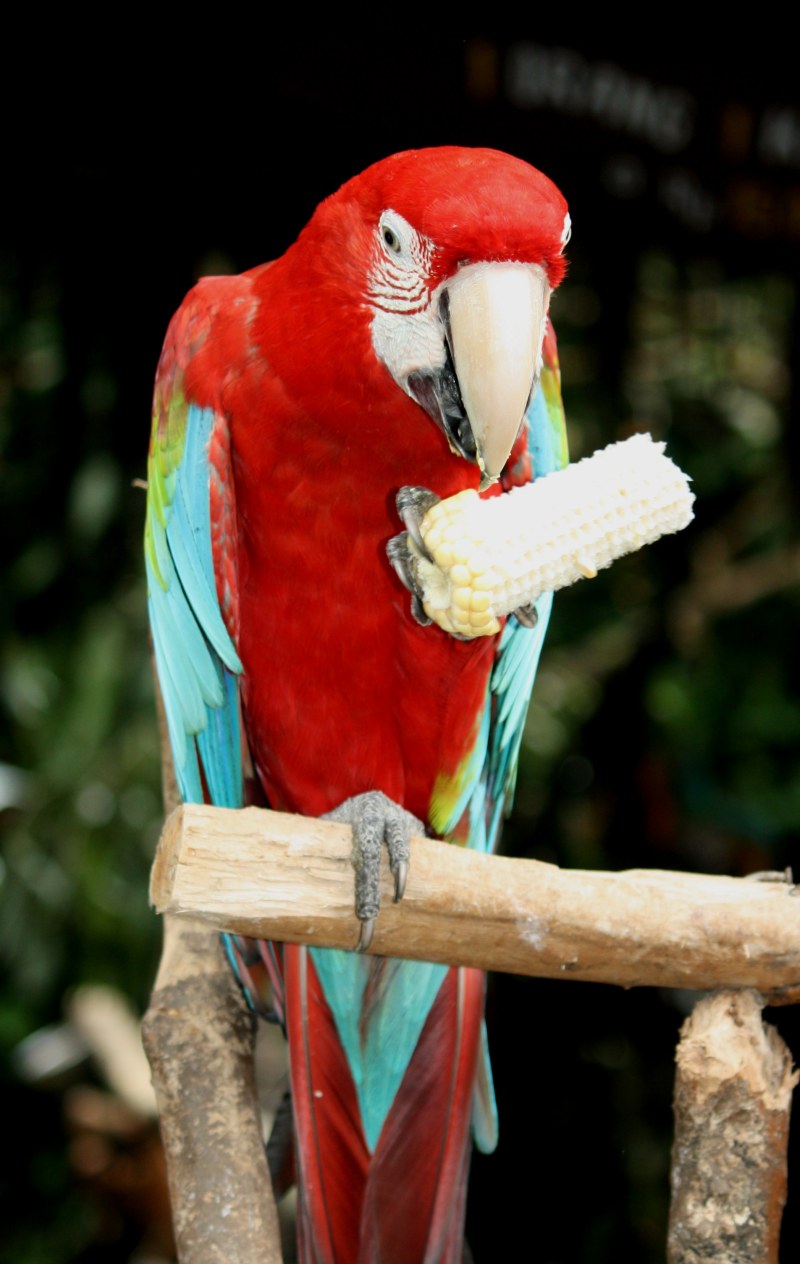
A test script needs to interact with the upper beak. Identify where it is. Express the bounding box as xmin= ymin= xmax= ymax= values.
xmin=444 ymin=261 xmax=550 ymax=486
